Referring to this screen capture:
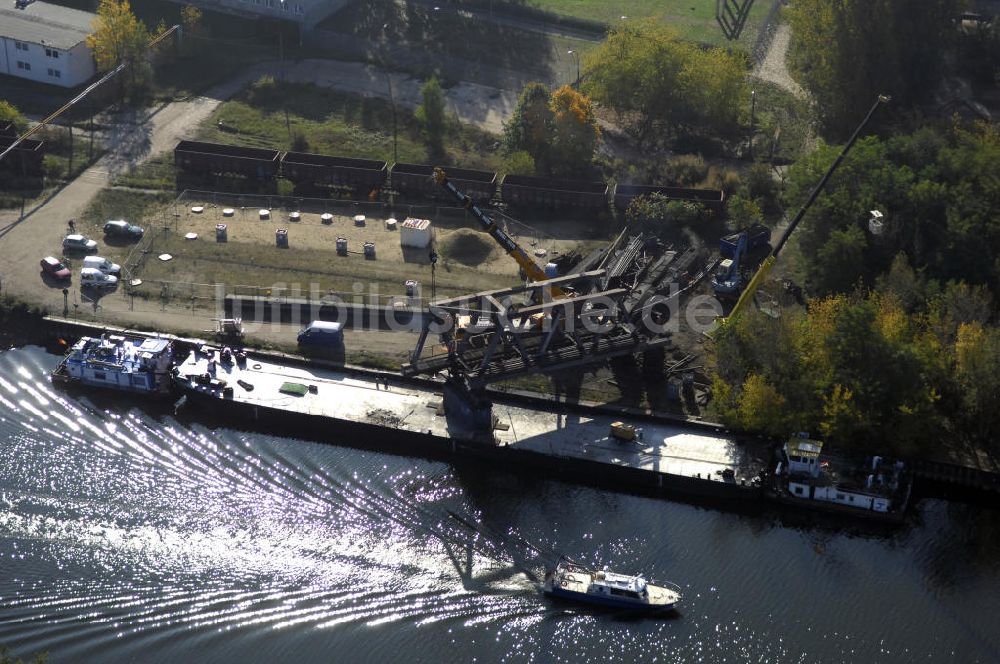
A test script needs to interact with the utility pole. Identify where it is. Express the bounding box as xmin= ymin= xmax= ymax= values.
xmin=279 ymin=4 xmax=291 ymax=142
xmin=88 ymin=99 xmax=94 ymax=161
xmin=67 ymin=120 xmax=73 ymax=176
xmin=382 ymin=23 xmax=398 ymax=163
xmin=429 ymin=246 xmax=438 ymax=300
xmin=567 ymin=49 xmax=580 ymax=86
